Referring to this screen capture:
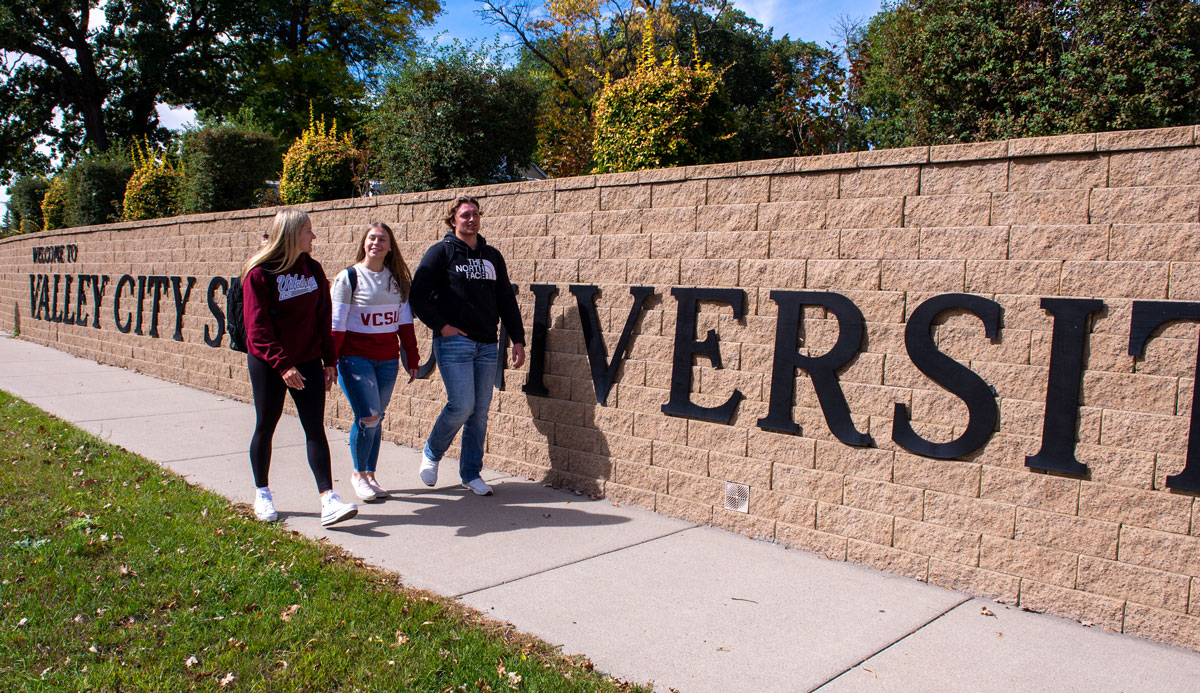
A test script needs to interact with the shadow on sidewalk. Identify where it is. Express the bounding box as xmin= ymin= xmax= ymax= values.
xmin=293 ymin=479 xmax=631 ymax=538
